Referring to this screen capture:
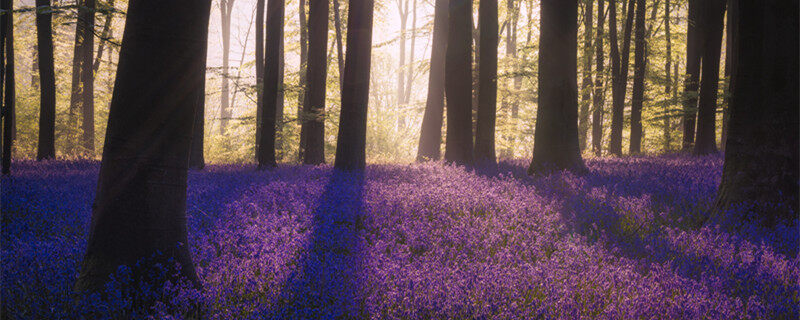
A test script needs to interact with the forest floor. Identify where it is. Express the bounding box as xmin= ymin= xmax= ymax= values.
xmin=1 ymin=155 xmax=798 ymax=319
